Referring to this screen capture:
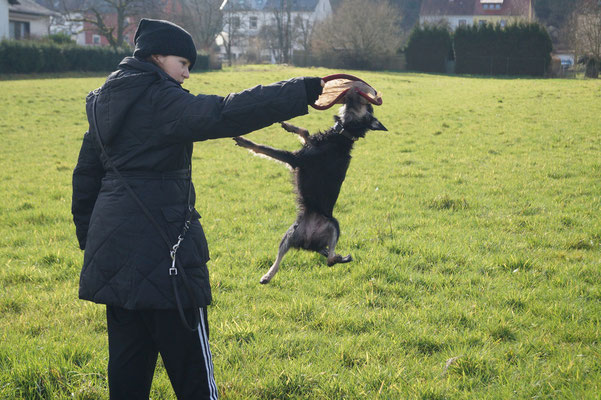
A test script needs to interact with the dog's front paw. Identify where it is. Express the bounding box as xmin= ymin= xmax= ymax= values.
xmin=233 ymin=136 xmax=252 ymax=148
